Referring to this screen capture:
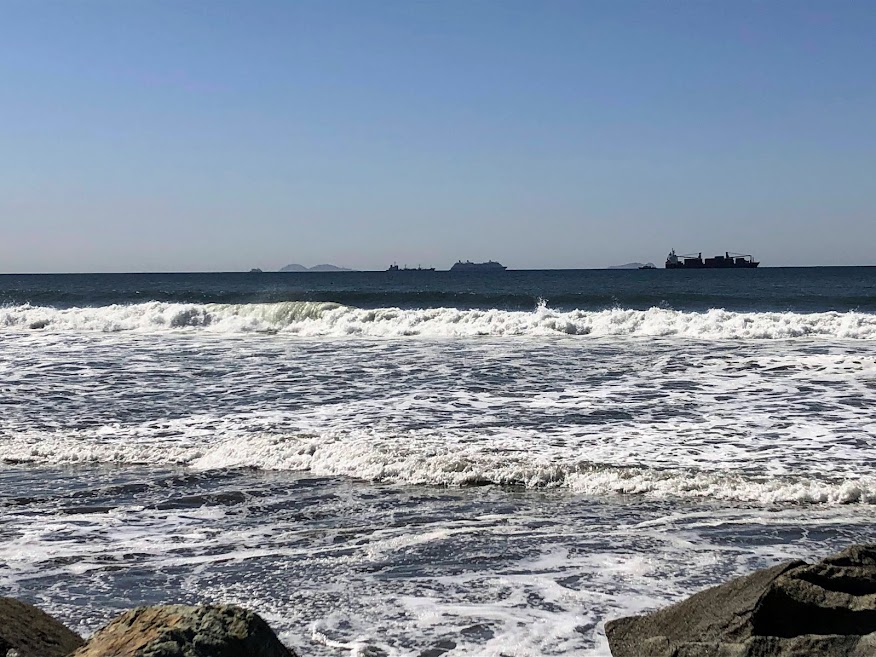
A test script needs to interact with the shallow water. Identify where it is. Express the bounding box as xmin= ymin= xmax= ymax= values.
xmin=4 ymin=465 xmax=876 ymax=656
